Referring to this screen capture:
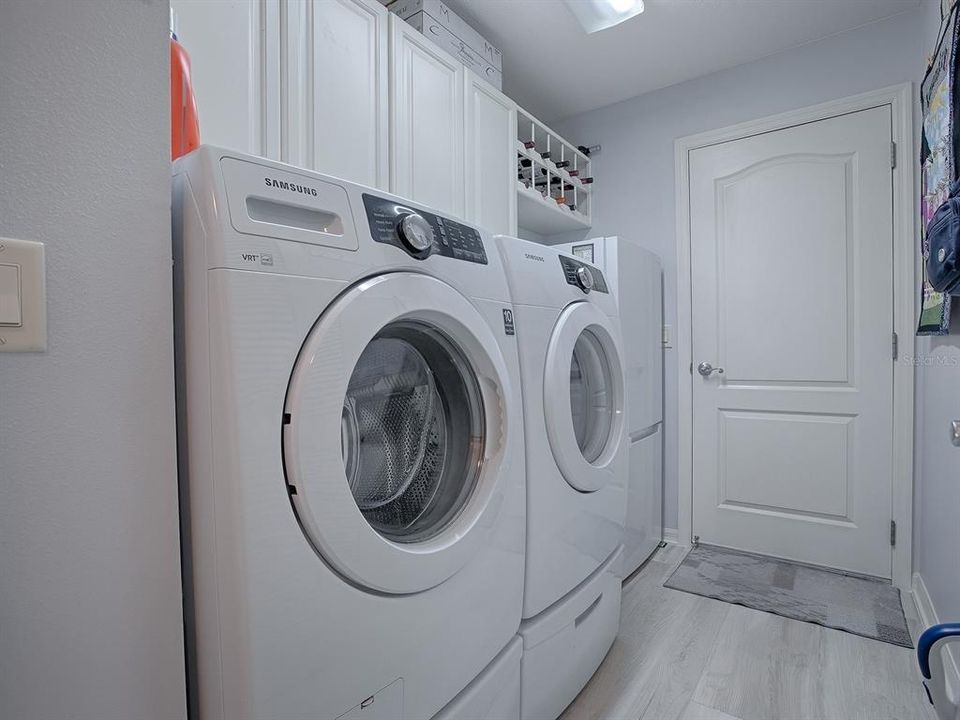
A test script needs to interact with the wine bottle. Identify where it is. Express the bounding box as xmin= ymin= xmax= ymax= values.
xmin=523 ymin=140 xmax=536 ymax=149
xmin=534 ymin=177 xmax=561 ymax=187
xmin=568 ymin=169 xmax=579 ymax=177
xmin=580 ymin=177 xmax=594 ymax=185
xmin=554 ymin=160 xmax=570 ymax=169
